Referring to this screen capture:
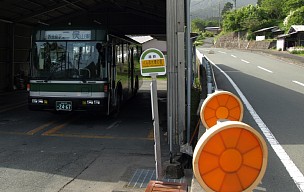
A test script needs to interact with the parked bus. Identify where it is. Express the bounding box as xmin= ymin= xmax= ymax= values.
xmin=28 ymin=29 xmax=142 ymax=115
